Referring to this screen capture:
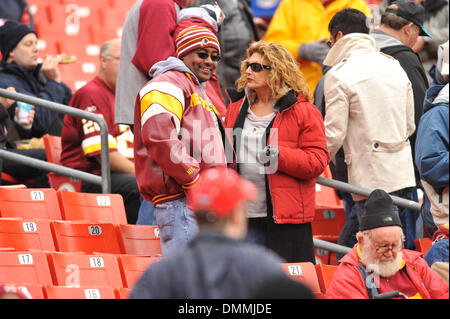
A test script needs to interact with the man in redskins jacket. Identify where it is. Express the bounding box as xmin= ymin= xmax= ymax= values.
xmin=134 ymin=8 xmax=232 ymax=257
